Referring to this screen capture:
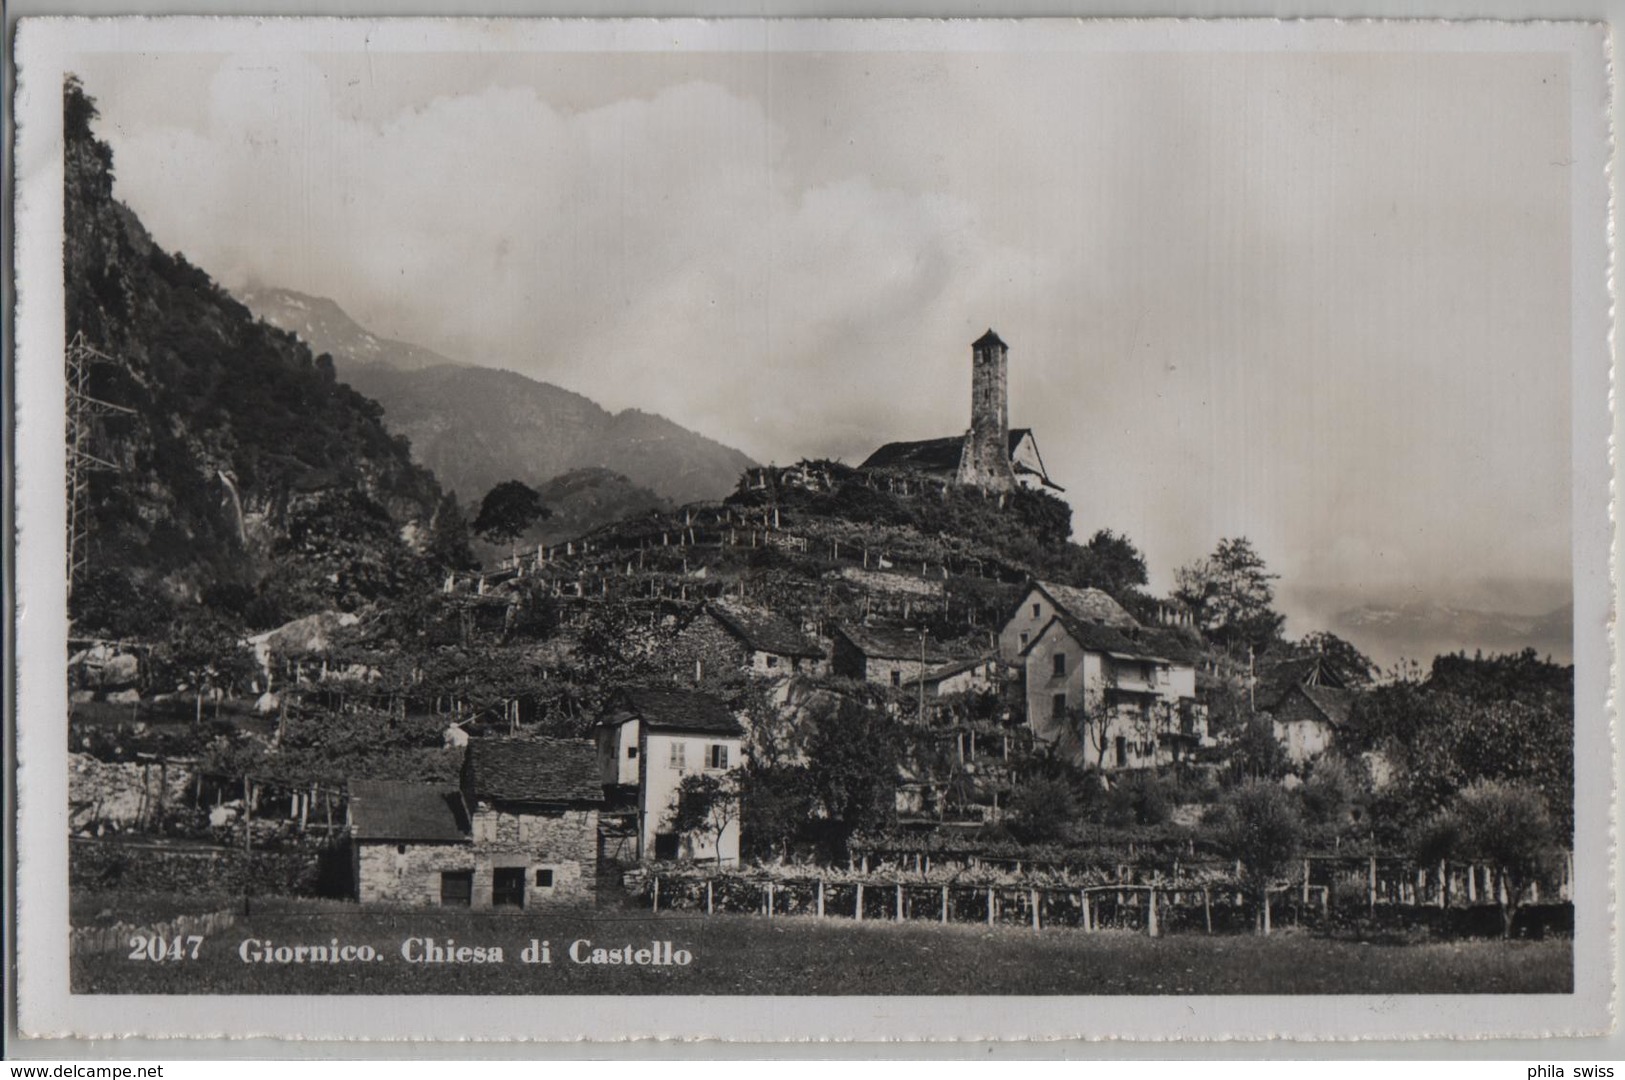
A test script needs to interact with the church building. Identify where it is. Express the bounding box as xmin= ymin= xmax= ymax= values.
xmin=860 ymin=330 xmax=1060 ymax=491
